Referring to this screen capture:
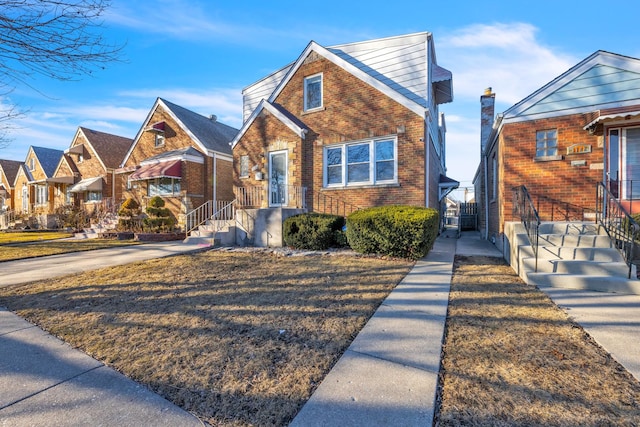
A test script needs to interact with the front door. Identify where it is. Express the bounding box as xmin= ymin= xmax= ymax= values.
xmin=269 ymin=150 xmax=288 ymax=207
xmin=620 ymin=127 xmax=640 ymax=200
xmin=22 ymin=185 xmax=28 ymax=212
